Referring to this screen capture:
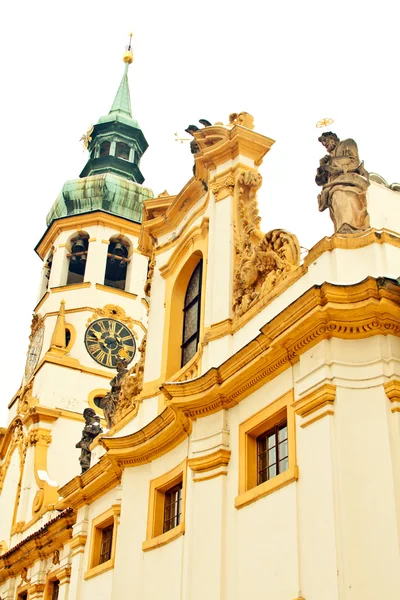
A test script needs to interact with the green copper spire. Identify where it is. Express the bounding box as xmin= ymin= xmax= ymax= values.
xmin=79 ymin=37 xmax=148 ymax=184
xmin=109 ymin=62 xmax=132 ymax=117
